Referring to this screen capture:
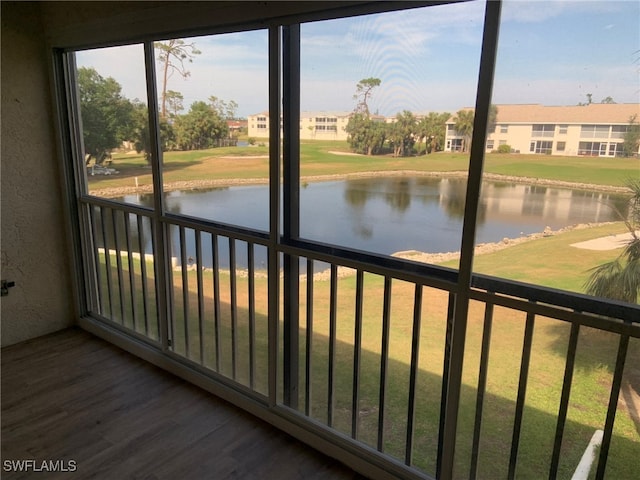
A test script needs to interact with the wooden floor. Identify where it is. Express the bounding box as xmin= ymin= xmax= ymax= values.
xmin=1 ymin=328 xmax=364 ymax=479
